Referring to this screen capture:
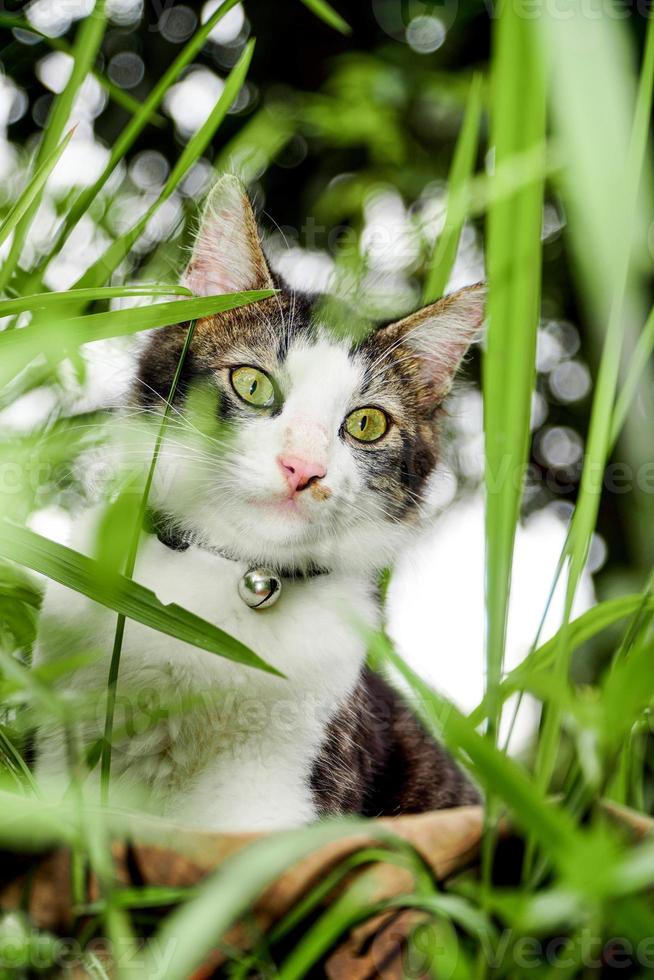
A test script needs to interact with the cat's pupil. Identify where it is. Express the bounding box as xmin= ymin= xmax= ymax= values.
xmin=249 ymin=379 xmax=258 ymax=396
xmin=359 ymin=415 xmax=367 ymax=431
